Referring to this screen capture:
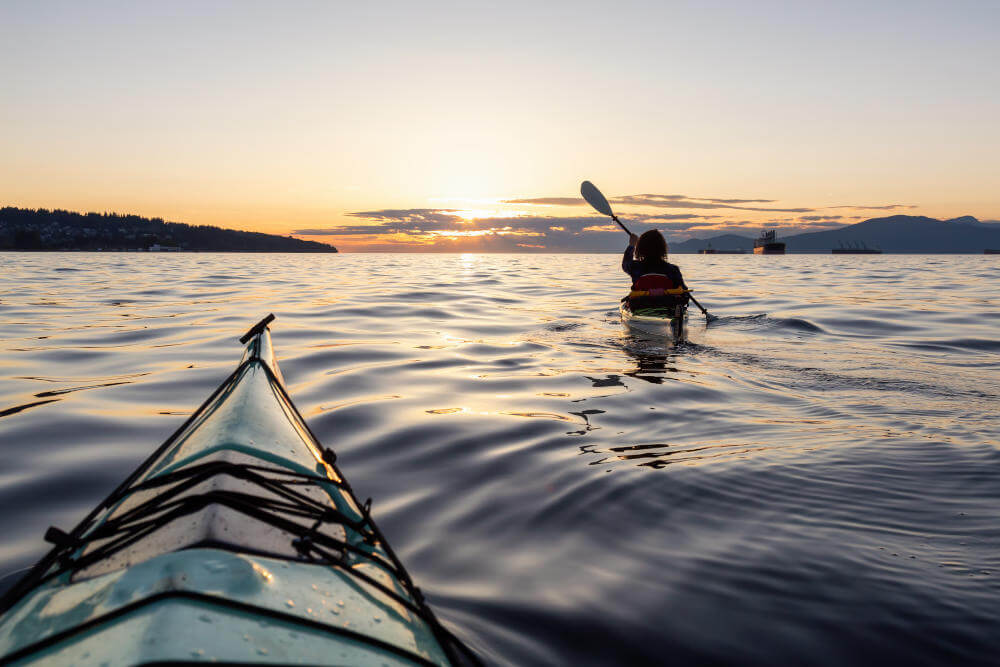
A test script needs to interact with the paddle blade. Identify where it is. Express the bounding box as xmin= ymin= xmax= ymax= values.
xmin=581 ymin=180 xmax=614 ymax=217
